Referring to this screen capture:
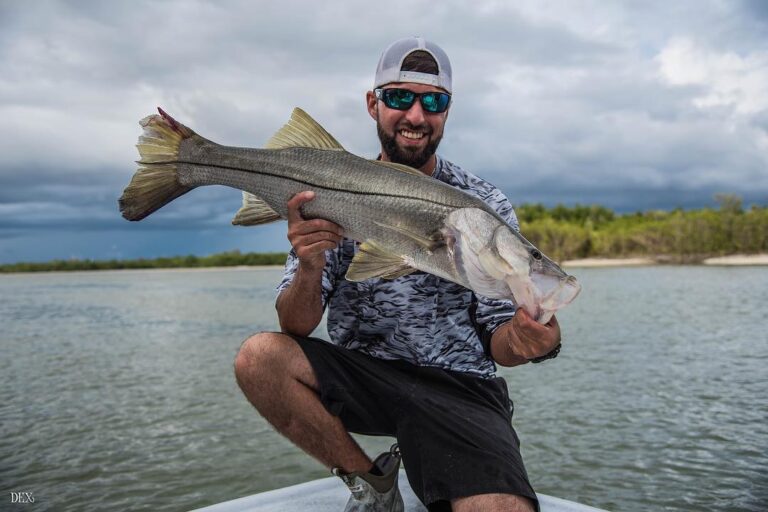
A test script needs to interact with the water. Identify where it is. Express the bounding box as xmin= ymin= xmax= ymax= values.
xmin=1 ymin=266 xmax=766 ymax=511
